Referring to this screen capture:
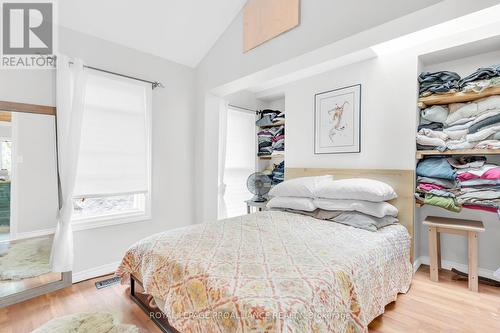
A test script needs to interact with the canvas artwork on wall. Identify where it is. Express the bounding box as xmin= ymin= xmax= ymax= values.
xmin=314 ymin=84 xmax=361 ymax=154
